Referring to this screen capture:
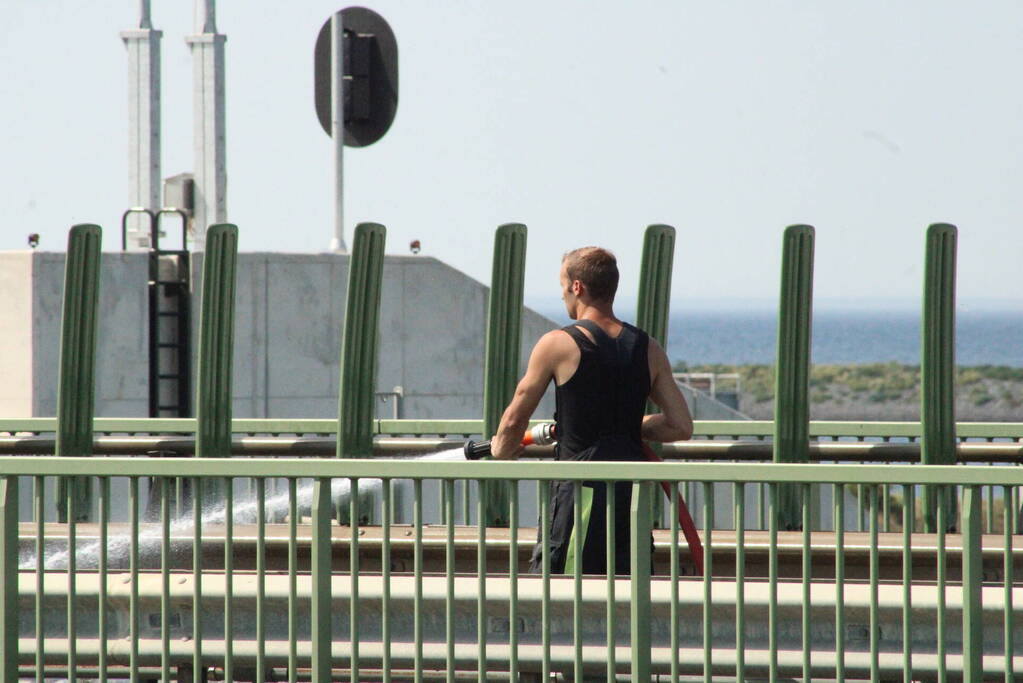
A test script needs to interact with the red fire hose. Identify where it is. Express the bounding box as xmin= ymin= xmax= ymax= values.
xmin=465 ymin=425 xmax=704 ymax=574
xmin=641 ymin=441 xmax=704 ymax=575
